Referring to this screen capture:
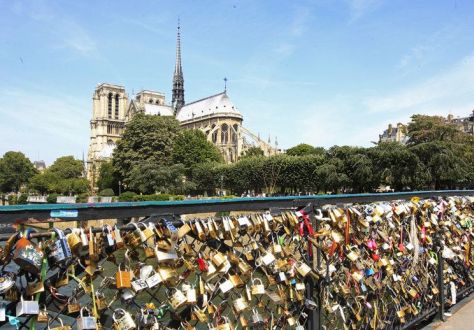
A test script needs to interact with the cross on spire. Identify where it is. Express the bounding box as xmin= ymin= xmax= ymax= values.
xmin=224 ymin=77 xmax=228 ymax=93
